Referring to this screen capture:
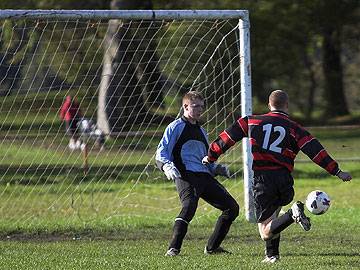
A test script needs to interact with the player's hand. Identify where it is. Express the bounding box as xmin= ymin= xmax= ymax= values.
xmin=214 ymin=164 xmax=231 ymax=178
xmin=163 ymin=163 xmax=181 ymax=181
xmin=202 ymin=156 xmax=210 ymax=165
xmin=337 ymin=171 xmax=352 ymax=182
